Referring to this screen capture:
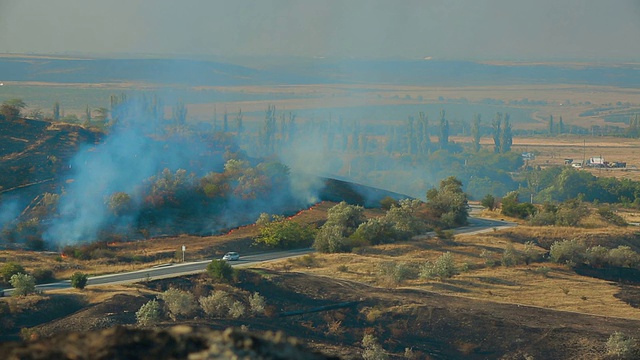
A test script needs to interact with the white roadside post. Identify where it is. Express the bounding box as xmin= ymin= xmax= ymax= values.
xmin=182 ymin=245 xmax=186 ymax=262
